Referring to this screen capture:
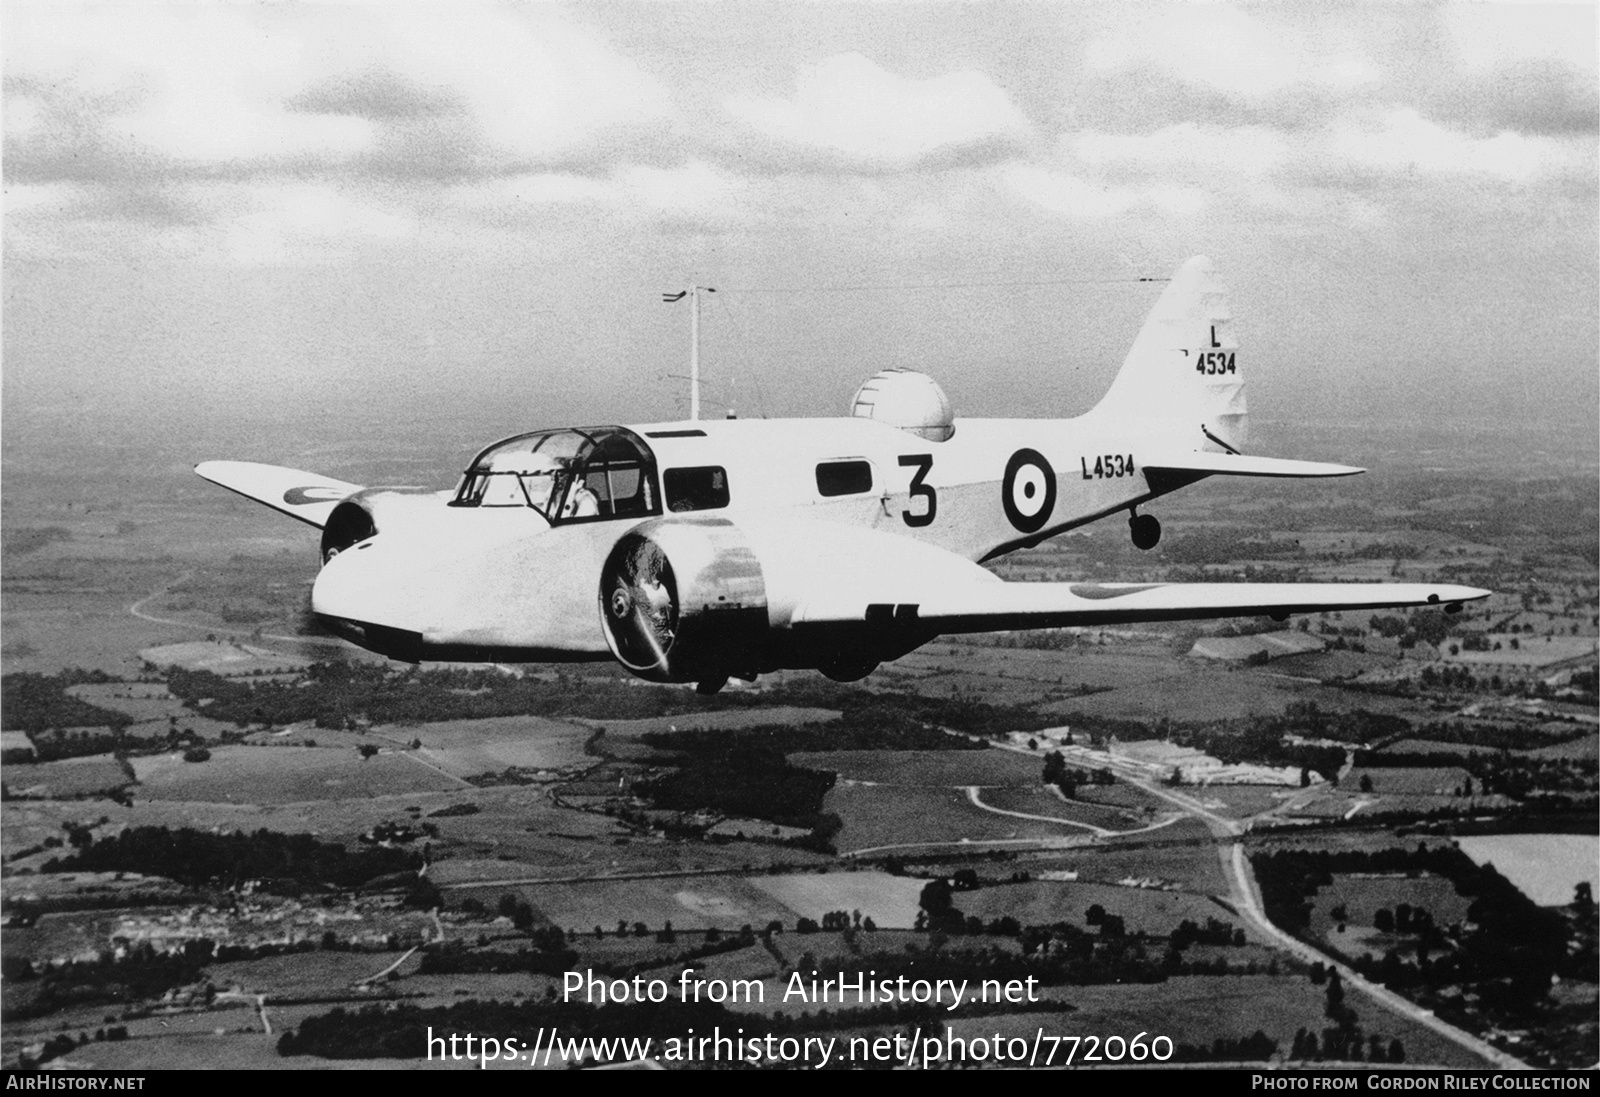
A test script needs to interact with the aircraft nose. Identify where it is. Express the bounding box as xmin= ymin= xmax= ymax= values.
xmin=310 ymin=546 xmax=428 ymax=658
